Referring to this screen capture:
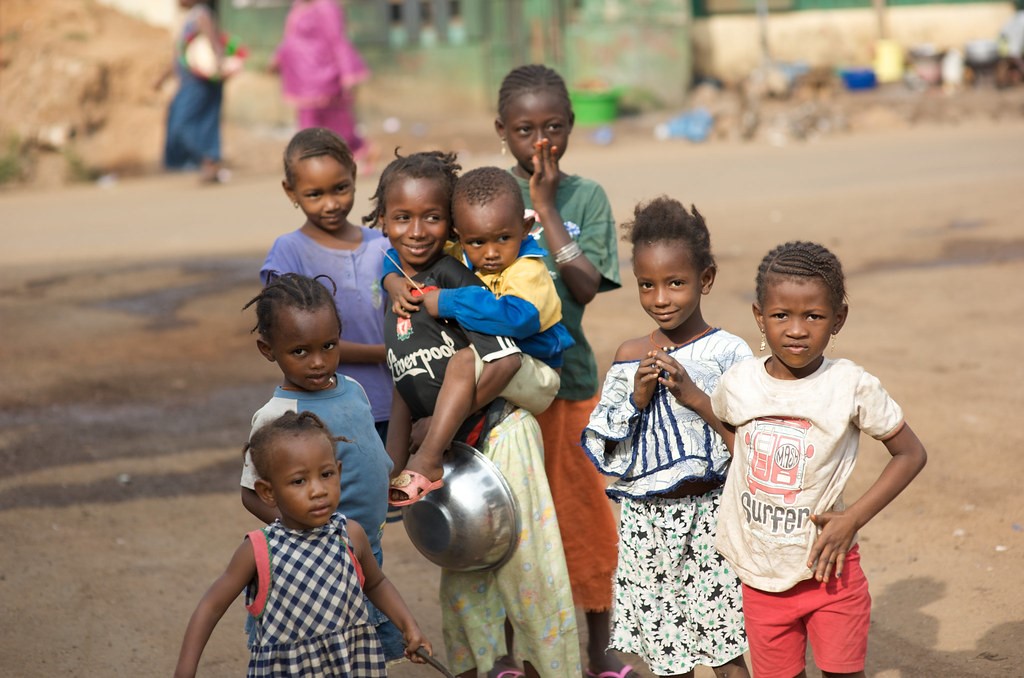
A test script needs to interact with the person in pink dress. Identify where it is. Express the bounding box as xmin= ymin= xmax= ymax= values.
xmin=271 ymin=0 xmax=371 ymax=164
